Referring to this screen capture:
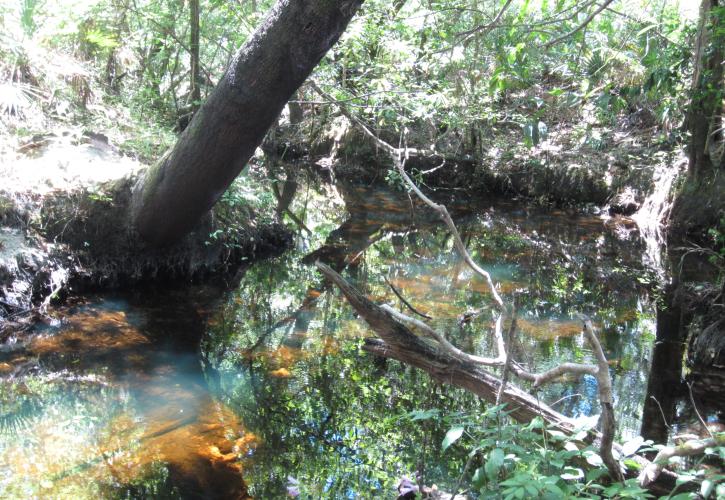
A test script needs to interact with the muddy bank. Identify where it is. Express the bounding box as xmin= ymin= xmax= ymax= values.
xmin=0 ymin=133 xmax=292 ymax=323
xmin=265 ymin=102 xmax=681 ymax=212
